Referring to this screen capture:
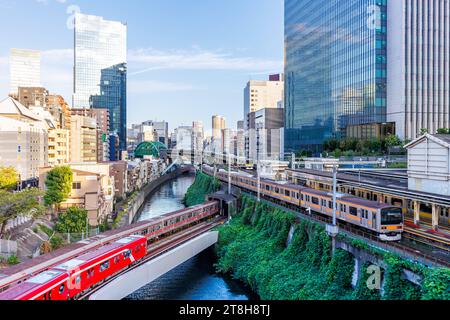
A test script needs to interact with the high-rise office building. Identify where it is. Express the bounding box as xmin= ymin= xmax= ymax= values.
xmin=388 ymin=0 xmax=450 ymax=140
xmin=73 ymin=13 xmax=127 ymax=156
xmin=244 ymin=74 xmax=284 ymax=130
xmin=212 ymin=115 xmax=226 ymax=154
xmin=192 ymin=121 xmax=204 ymax=164
xmin=142 ymin=120 xmax=169 ymax=146
xmin=73 ymin=13 xmax=127 ymax=109
xmin=284 ymin=0 xmax=388 ymax=152
xmin=10 ymin=49 xmax=41 ymax=95
xmin=285 ymin=0 xmax=450 ymax=152
xmin=90 ymin=63 xmax=127 ymax=153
